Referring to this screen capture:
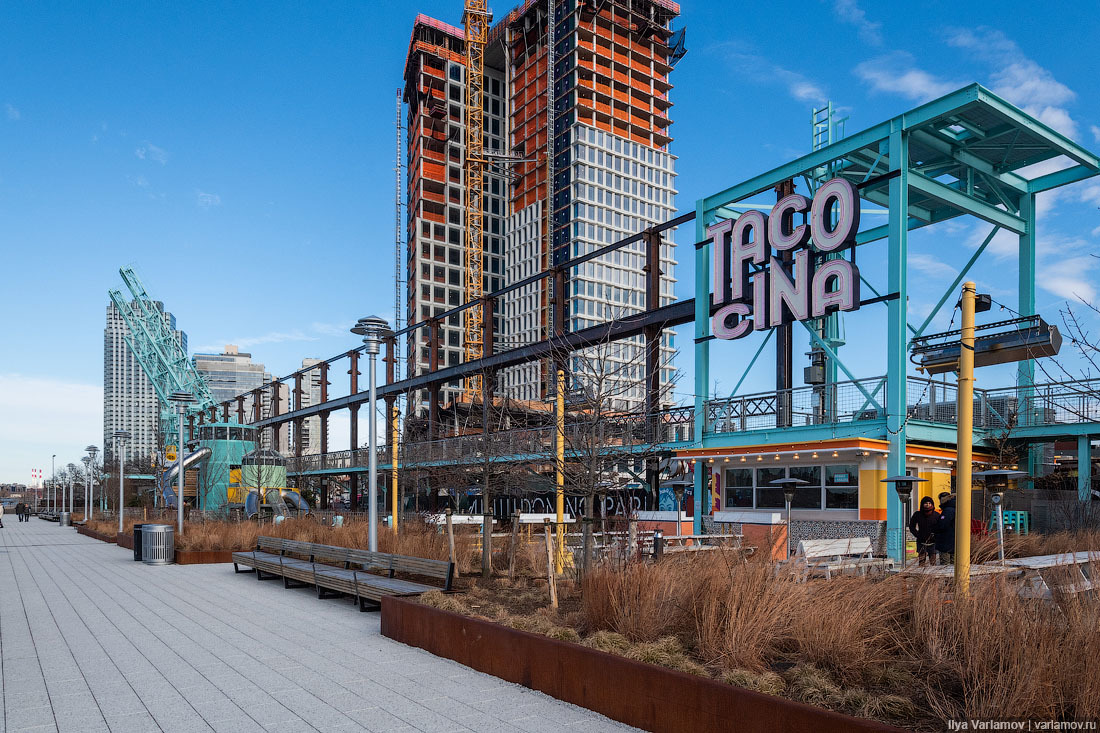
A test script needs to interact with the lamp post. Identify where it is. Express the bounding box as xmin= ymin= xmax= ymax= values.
xmin=882 ymin=475 xmax=929 ymax=566
xmin=351 ymin=316 xmax=391 ymax=553
xmin=770 ymin=477 xmax=808 ymax=560
xmin=85 ymin=445 xmax=99 ymax=520
xmin=51 ymin=454 xmax=56 ymax=514
xmin=113 ymin=430 xmax=131 ymax=536
xmin=167 ymin=391 xmax=195 ymax=534
xmin=974 ymin=470 xmax=1027 ymax=564
xmin=67 ymin=463 xmax=77 ymax=516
